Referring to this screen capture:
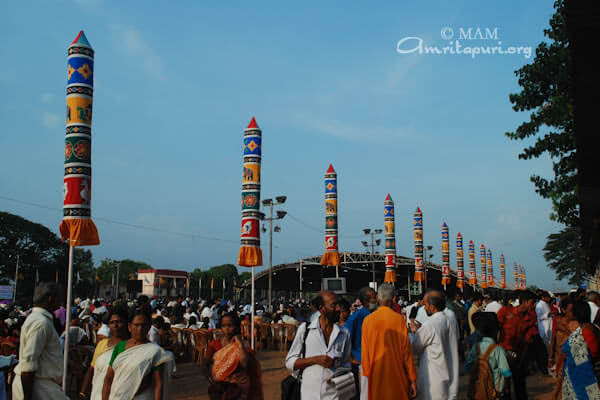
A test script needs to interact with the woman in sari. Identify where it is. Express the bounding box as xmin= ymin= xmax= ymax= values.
xmin=561 ymin=300 xmax=600 ymax=399
xmin=203 ymin=312 xmax=263 ymax=400
xmin=80 ymin=307 xmax=129 ymax=400
xmin=550 ymin=298 xmax=579 ymax=400
xmin=102 ymin=311 xmax=173 ymax=400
